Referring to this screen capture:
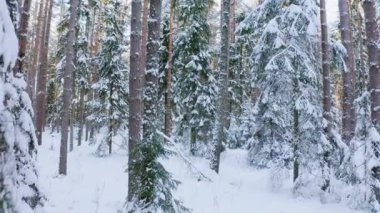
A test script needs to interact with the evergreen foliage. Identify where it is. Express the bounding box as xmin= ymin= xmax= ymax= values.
xmin=173 ymin=0 xmax=217 ymax=155
xmin=91 ymin=0 xmax=128 ymax=156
